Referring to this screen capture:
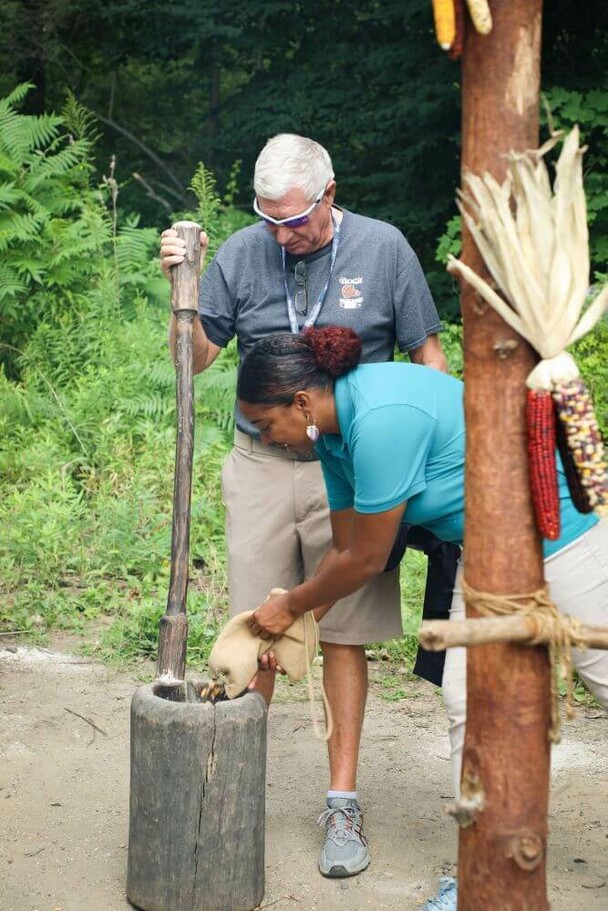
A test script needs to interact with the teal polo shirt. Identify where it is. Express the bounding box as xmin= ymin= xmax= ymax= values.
xmin=315 ymin=363 xmax=597 ymax=558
